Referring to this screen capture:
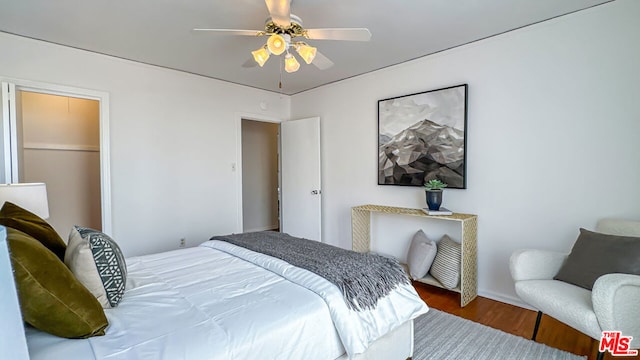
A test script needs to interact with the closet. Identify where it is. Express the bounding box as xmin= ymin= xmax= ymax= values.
xmin=18 ymin=91 xmax=101 ymax=236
